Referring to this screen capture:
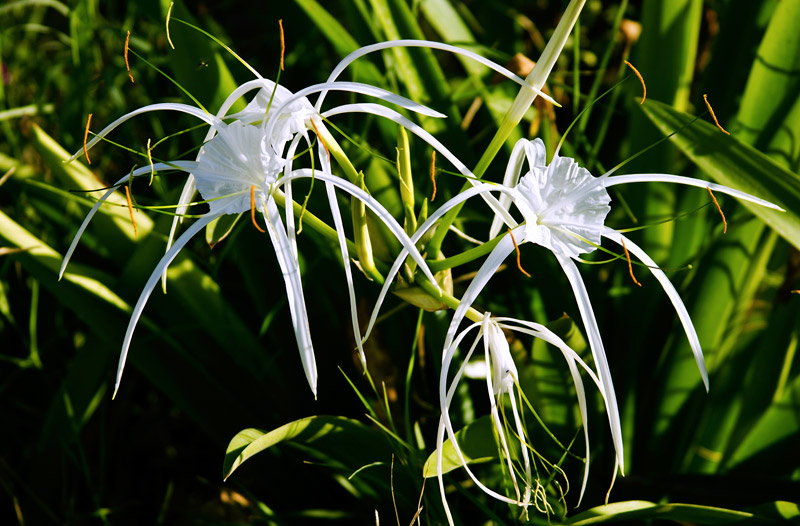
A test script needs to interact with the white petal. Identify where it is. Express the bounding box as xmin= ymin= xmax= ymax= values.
xmin=264 ymin=196 xmax=317 ymax=396
xmin=554 ymin=252 xmax=625 ymax=474
xmin=60 ymin=161 xmax=197 ymax=280
xmin=602 ymin=174 xmax=783 ymax=211
xmin=320 ymin=39 xmax=558 ymax=110
xmin=603 ymin=228 xmax=709 ymax=391
xmin=114 ymin=210 xmax=220 ymax=398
